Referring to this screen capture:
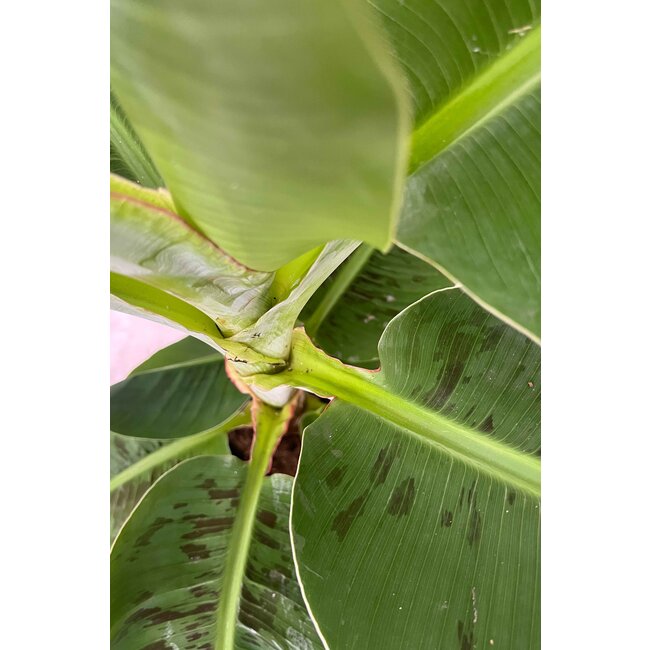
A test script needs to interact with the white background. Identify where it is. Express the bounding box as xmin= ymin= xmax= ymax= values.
xmin=0 ymin=1 xmax=648 ymax=647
